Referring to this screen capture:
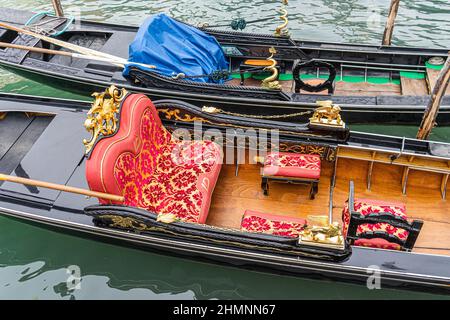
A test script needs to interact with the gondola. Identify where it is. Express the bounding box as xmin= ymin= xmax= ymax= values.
xmin=0 ymin=8 xmax=449 ymax=124
xmin=0 ymin=86 xmax=449 ymax=294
